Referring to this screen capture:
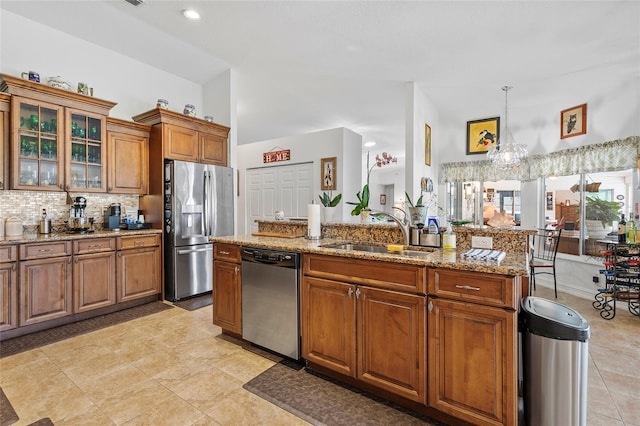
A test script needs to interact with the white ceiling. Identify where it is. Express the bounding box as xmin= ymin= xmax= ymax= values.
xmin=2 ymin=0 xmax=639 ymax=161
